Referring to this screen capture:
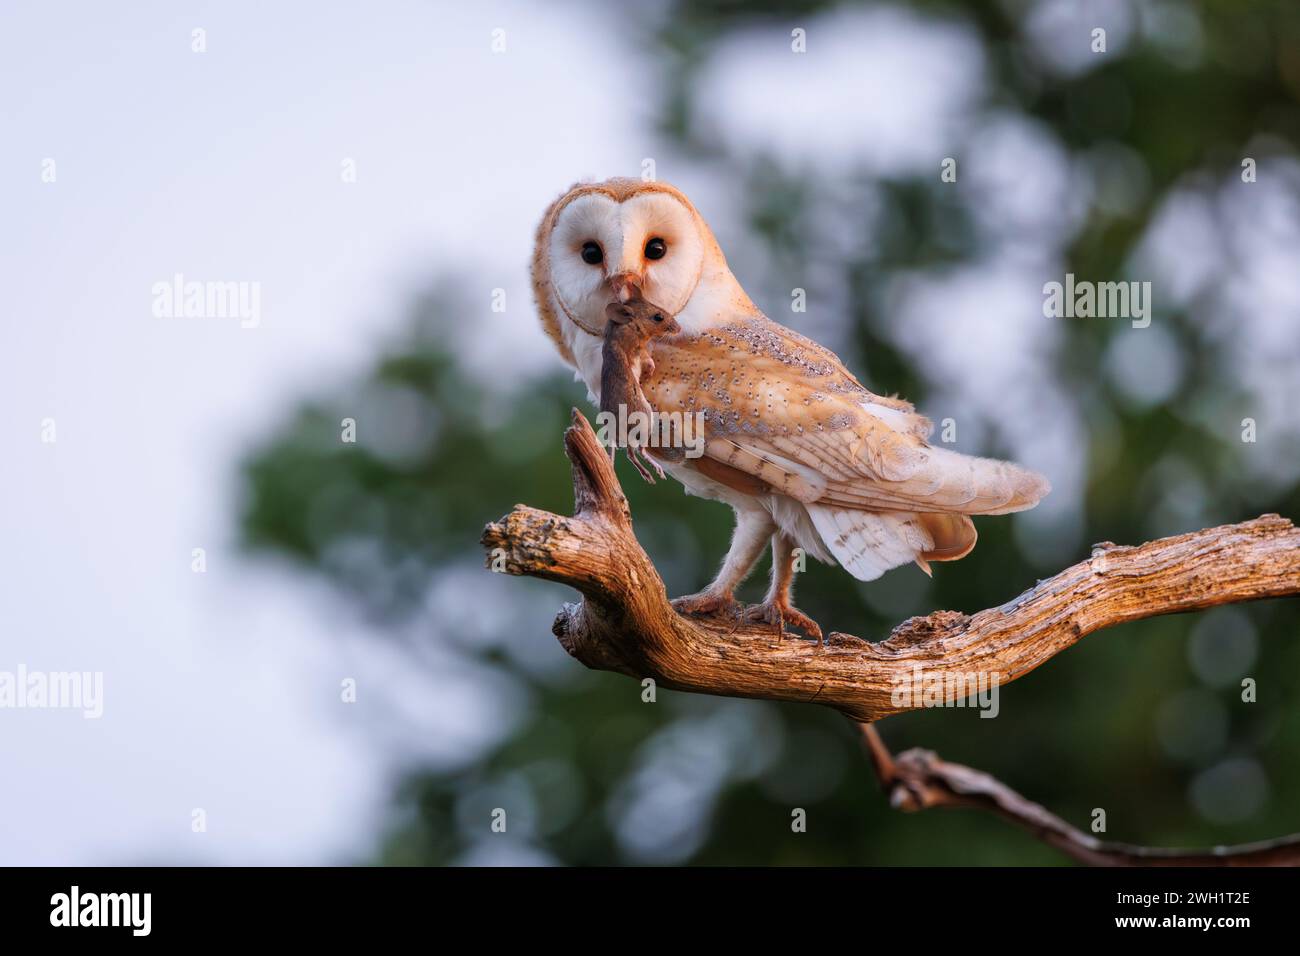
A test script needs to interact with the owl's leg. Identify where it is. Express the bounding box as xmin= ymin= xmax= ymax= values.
xmin=745 ymin=533 xmax=823 ymax=644
xmin=672 ymin=507 xmax=773 ymax=619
